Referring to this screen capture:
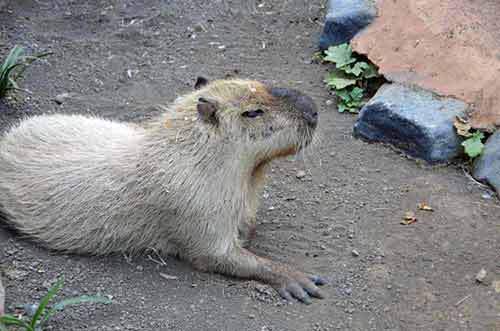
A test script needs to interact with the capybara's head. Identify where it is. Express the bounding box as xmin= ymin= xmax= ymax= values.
xmin=166 ymin=77 xmax=318 ymax=164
